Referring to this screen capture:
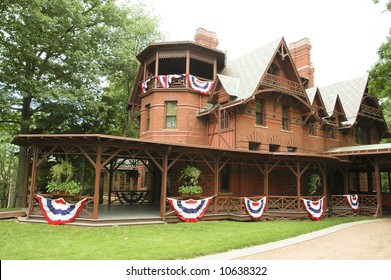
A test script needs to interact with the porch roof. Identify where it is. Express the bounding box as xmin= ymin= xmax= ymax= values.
xmin=12 ymin=133 xmax=340 ymax=163
xmin=326 ymin=143 xmax=391 ymax=156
